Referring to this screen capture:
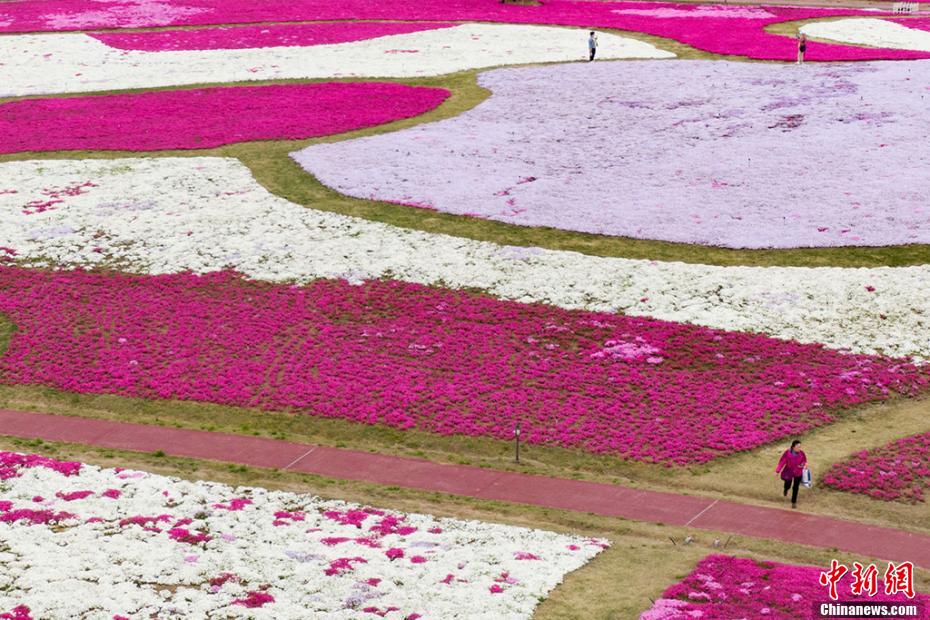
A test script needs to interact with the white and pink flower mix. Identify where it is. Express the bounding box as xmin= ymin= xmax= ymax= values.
xmin=0 ymin=451 xmax=606 ymax=619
